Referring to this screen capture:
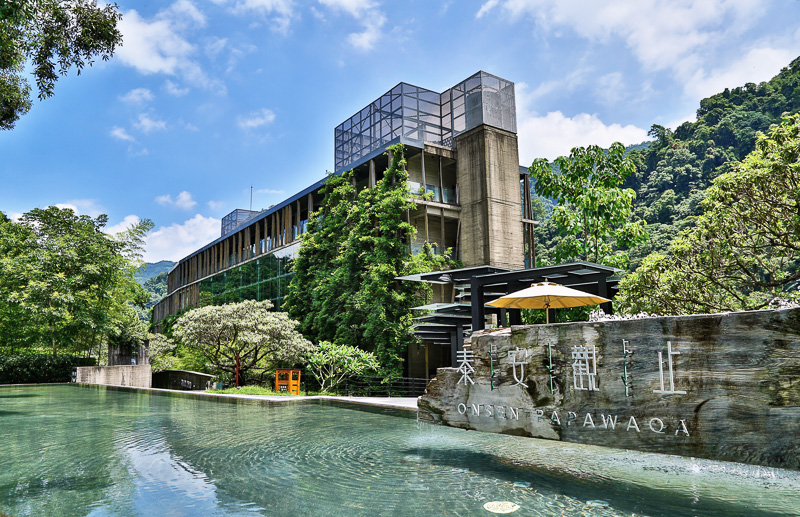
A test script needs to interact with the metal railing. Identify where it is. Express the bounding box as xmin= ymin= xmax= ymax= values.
xmin=341 ymin=376 xmax=430 ymax=398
